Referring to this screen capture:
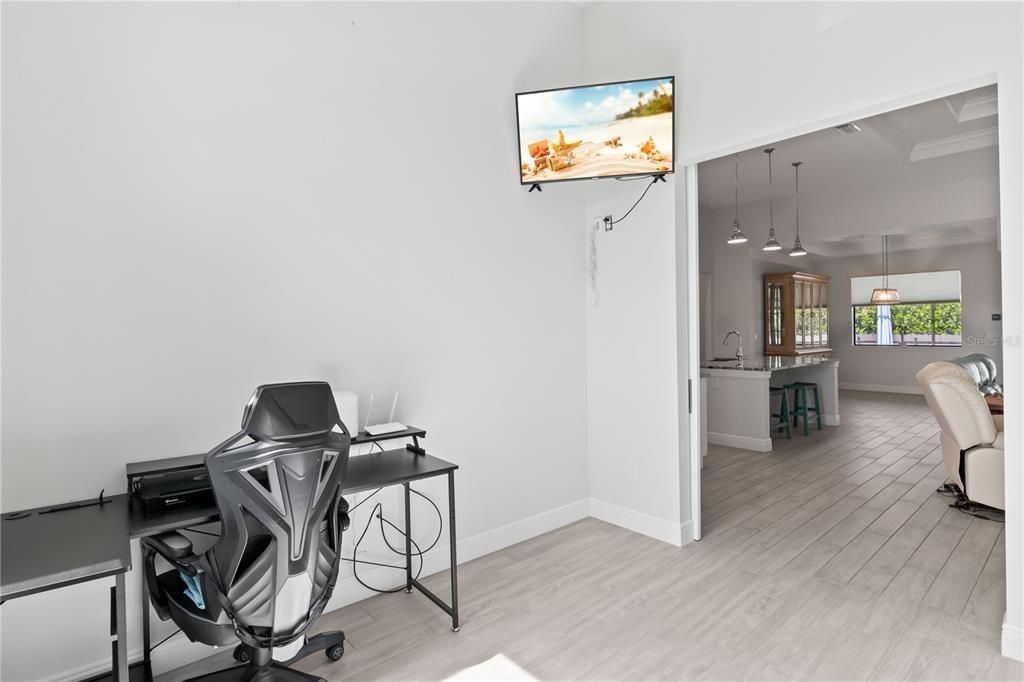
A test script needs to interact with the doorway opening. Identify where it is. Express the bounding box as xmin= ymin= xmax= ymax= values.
xmin=685 ymin=80 xmax=1010 ymax=658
